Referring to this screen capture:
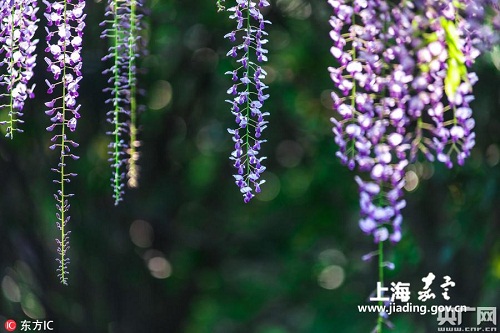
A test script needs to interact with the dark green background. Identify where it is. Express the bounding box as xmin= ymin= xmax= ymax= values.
xmin=0 ymin=1 xmax=499 ymax=332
